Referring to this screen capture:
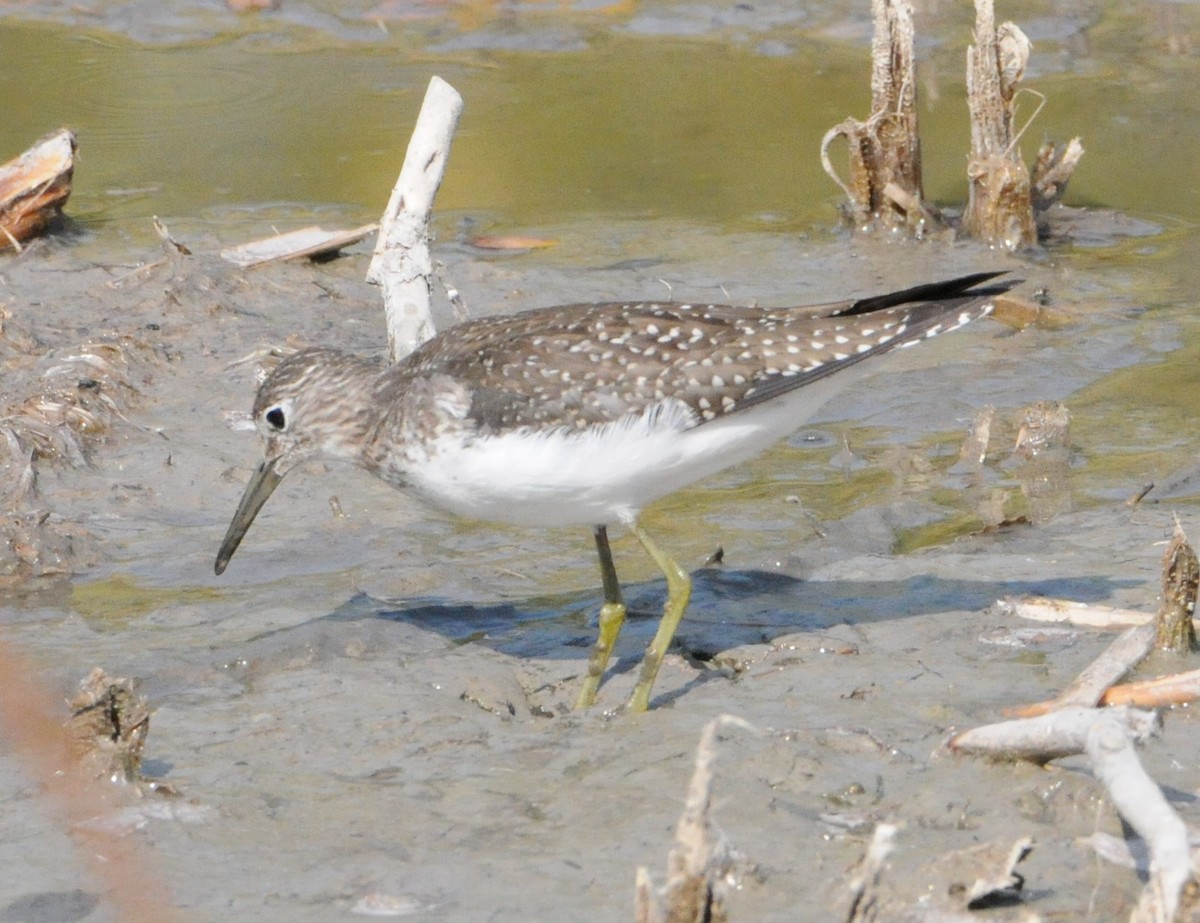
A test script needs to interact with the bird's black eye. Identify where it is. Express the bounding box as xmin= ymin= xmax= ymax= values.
xmin=265 ymin=407 xmax=287 ymax=430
